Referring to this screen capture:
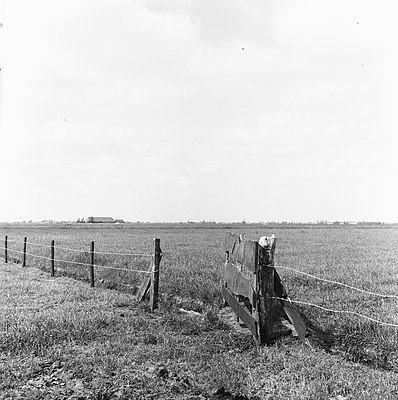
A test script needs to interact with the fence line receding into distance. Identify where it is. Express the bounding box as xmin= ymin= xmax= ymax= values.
xmin=1 ymin=235 xmax=162 ymax=312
